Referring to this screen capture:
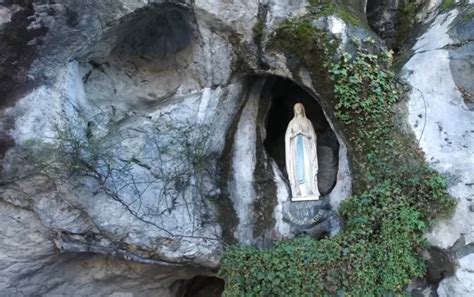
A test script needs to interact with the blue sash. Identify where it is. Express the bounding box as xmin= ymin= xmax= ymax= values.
xmin=295 ymin=134 xmax=305 ymax=184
